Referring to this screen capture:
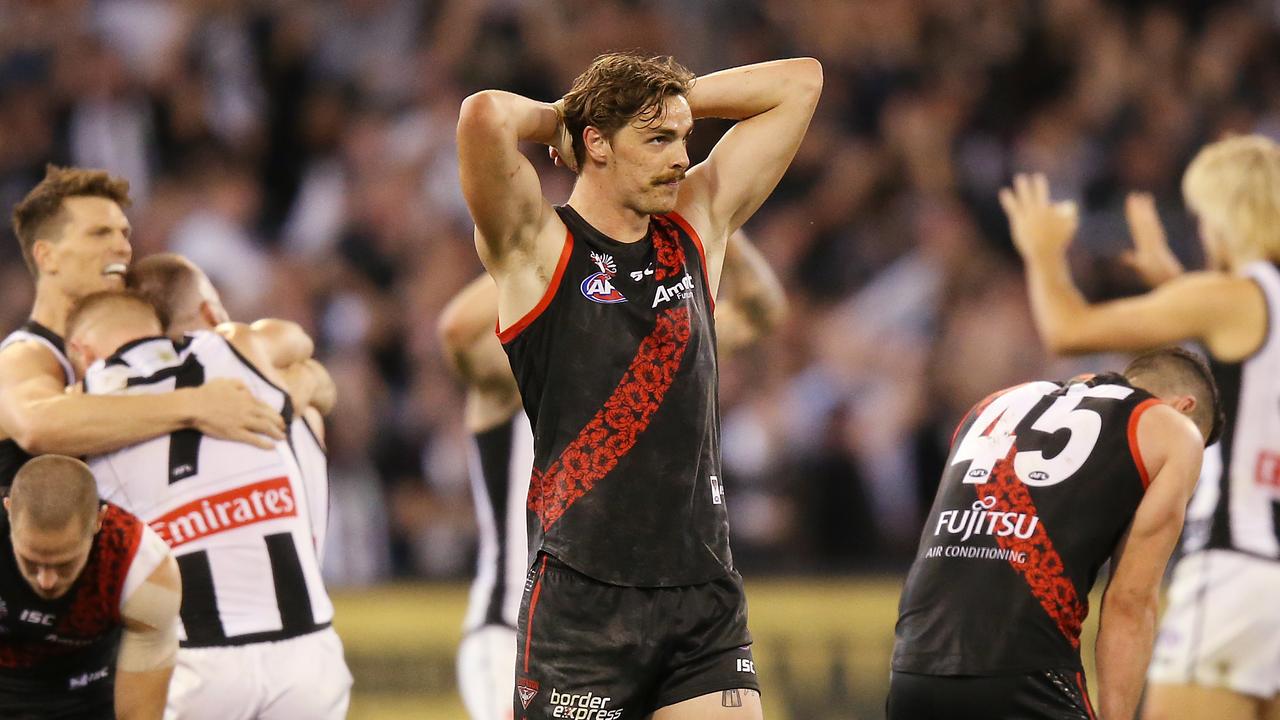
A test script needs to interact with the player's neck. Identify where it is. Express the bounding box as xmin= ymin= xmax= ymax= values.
xmin=28 ymin=285 xmax=74 ymax=337
xmin=567 ymin=181 xmax=651 ymax=244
